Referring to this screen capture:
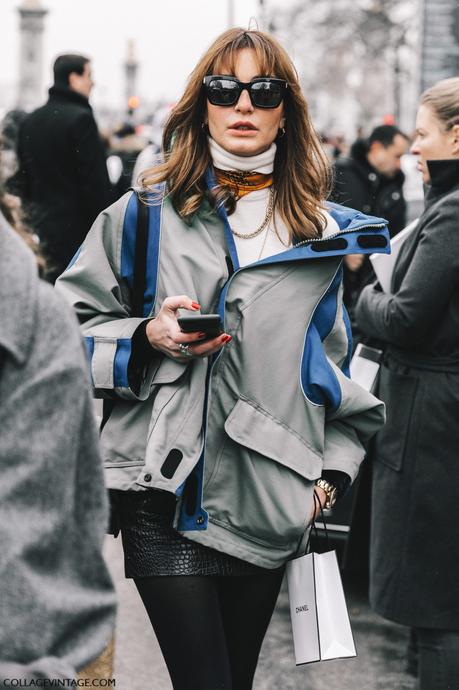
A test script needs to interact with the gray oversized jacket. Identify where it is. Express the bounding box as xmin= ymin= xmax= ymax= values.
xmin=57 ymin=186 xmax=387 ymax=567
xmin=0 ymin=215 xmax=116 ymax=677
